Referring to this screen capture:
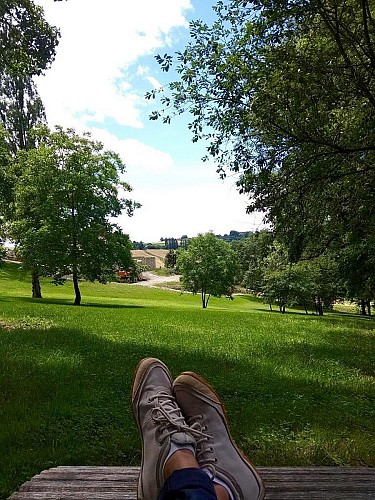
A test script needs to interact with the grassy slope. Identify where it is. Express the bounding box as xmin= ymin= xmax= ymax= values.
xmin=0 ymin=262 xmax=374 ymax=498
